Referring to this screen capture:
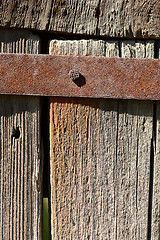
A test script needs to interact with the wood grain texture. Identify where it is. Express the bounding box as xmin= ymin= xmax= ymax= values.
xmin=50 ymin=98 xmax=153 ymax=240
xmin=151 ymin=102 xmax=160 ymax=240
xmin=120 ymin=40 xmax=155 ymax=58
xmin=49 ymin=39 xmax=119 ymax=57
xmin=151 ymin=42 xmax=160 ymax=240
xmin=117 ymin=41 xmax=154 ymax=239
xmin=0 ymin=0 xmax=159 ymax=38
xmin=0 ymin=29 xmax=42 ymax=240
xmin=0 ymin=28 xmax=40 ymax=54
xmin=48 ymin=0 xmax=98 ymax=35
xmin=50 ymin=40 xmax=154 ymax=239
xmin=115 ymin=100 xmax=153 ymax=239
xmin=98 ymin=0 xmax=160 ymax=38
xmin=50 ymin=97 xmax=119 ymax=239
